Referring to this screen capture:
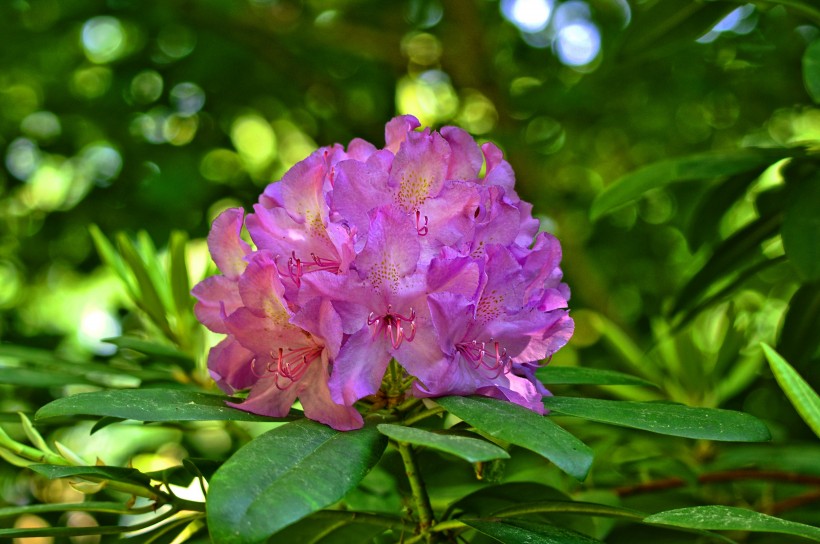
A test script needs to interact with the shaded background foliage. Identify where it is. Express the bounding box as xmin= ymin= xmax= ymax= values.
xmin=0 ymin=0 xmax=819 ymax=542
